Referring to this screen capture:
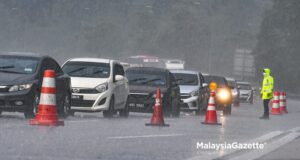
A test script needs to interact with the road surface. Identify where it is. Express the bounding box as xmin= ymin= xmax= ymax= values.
xmin=0 ymin=98 xmax=299 ymax=160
